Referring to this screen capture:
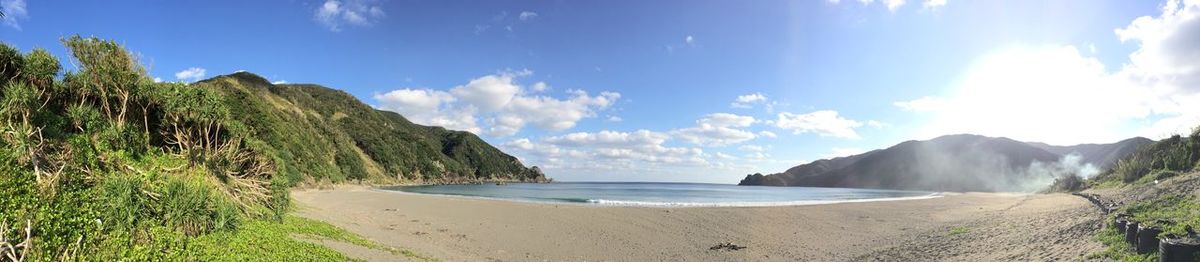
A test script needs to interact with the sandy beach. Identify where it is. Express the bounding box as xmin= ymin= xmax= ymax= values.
xmin=292 ymin=186 xmax=1105 ymax=261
